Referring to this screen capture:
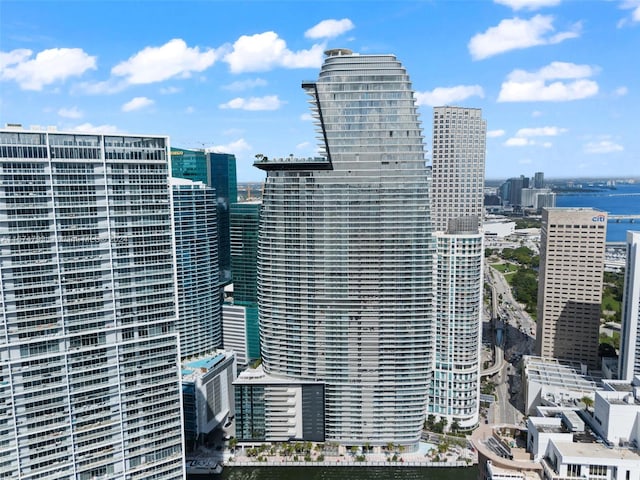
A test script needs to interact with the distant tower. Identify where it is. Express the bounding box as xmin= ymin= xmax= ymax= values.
xmin=534 ymin=171 xmax=544 ymax=189
xmin=620 ymin=231 xmax=640 ymax=381
xmin=209 ymin=153 xmax=238 ymax=284
xmin=0 ymin=127 xmax=185 ymax=479
xmin=170 ymin=148 xmax=237 ymax=285
xmin=536 ymin=208 xmax=607 ymax=370
xmin=253 ymin=49 xmax=434 ymax=448
xmin=430 ymin=106 xmax=486 ymax=429
xmin=172 ymin=178 xmax=222 ymax=357
xmin=225 ymin=201 xmax=261 ymax=364
xmin=431 ymin=106 xmax=486 ymax=232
